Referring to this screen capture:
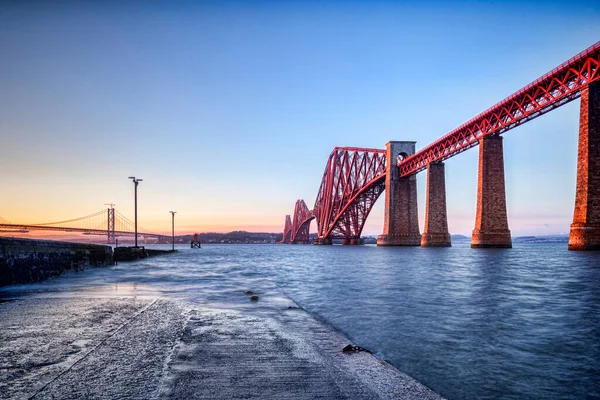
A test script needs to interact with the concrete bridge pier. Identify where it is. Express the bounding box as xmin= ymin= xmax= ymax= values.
xmin=377 ymin=141 xmax=421 ymax=246
xmin=314 ymin=237 xmax=333 ymax=245
xmin=421 ymin=162 xmax=451 ymax=247
xmin=471 ymin=135 xmax=512 ymax=248
xmin=569 ymin=81 xmax=600 ymax=250
xmin=342 ymin=238 xmax=364 ymax=245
